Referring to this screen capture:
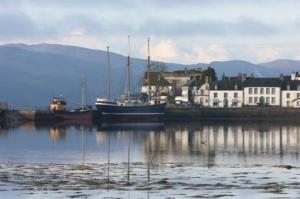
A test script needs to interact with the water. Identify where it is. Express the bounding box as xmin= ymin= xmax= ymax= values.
xmin=1 ymin=121 xmax=300 ymax=198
